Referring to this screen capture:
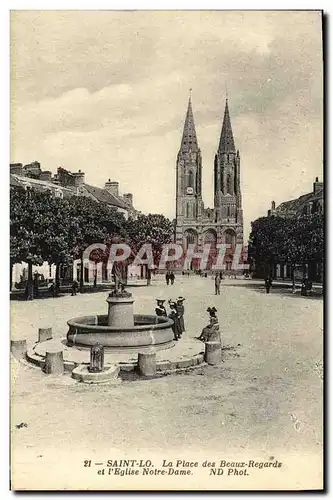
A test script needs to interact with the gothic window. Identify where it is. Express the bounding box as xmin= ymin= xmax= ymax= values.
xmin=188 ymin=170 xmax=194 ymax=188
xmin=187 ymin=232 xmax=195 ymax=245
xmin=225 ymin=229 xmax=236 ymax=247
xmin=227 ymin=206 xmax=230 ymax=217
xmin=186 ymin=203 xmax=189 ymax=218
xmin=227 ymin=174 xmax=233 ymax=194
